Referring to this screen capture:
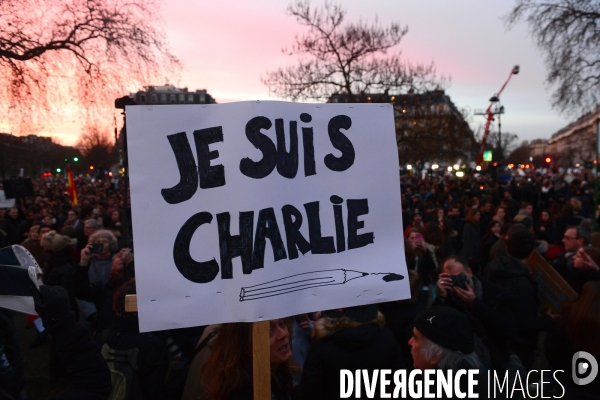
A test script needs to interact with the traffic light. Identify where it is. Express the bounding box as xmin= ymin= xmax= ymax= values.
xmin=544 ymin=156 xmax=552 ymax=165
xmin=56 ymin=168 xmax=62 ymax=173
